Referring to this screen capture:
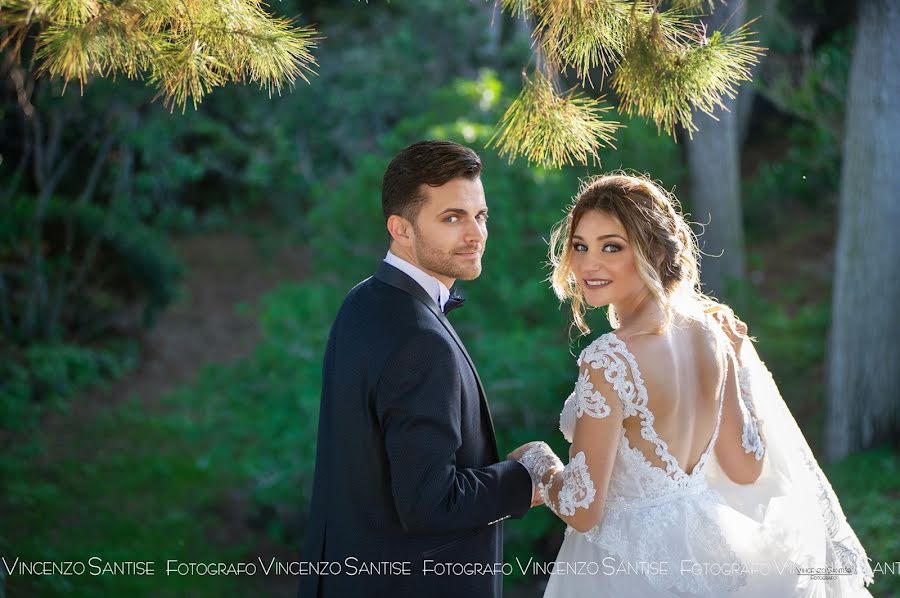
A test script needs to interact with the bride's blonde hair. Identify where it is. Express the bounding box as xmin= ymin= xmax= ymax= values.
xmin=549 ymin=172 xmax=725 ymax=336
